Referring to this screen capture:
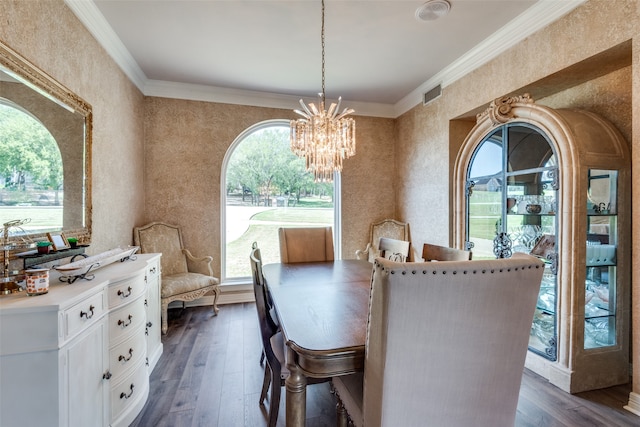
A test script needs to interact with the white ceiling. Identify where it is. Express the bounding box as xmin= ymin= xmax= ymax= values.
xmin=66 ymin=0 xmax=585 ymax=117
